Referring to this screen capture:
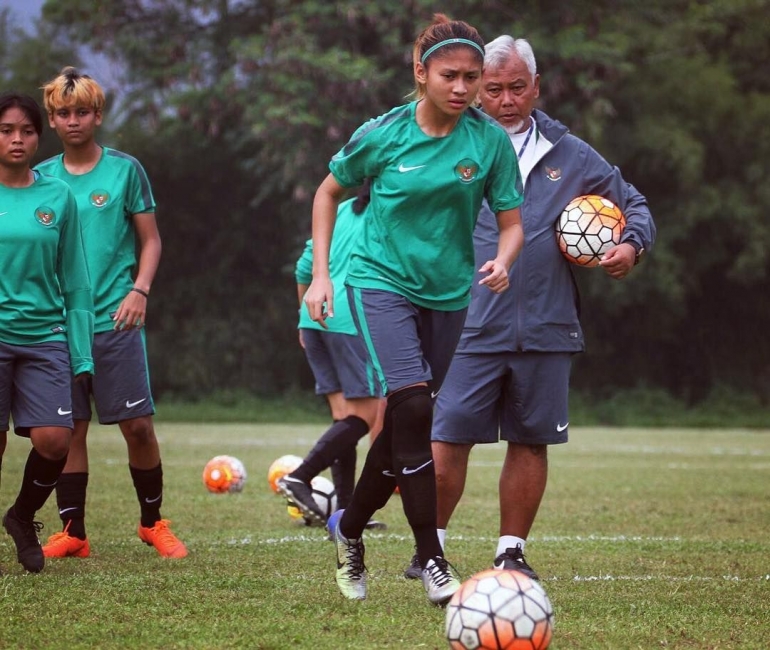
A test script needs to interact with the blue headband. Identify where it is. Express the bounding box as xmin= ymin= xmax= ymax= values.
xmin=420 ymin=38 xmax=485 ymax=64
